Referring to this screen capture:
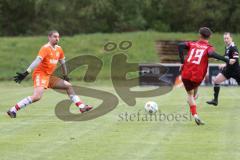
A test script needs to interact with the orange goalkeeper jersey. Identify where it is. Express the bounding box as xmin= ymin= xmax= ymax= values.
xmin=33 ymin=43 xmax=65 ymax=75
